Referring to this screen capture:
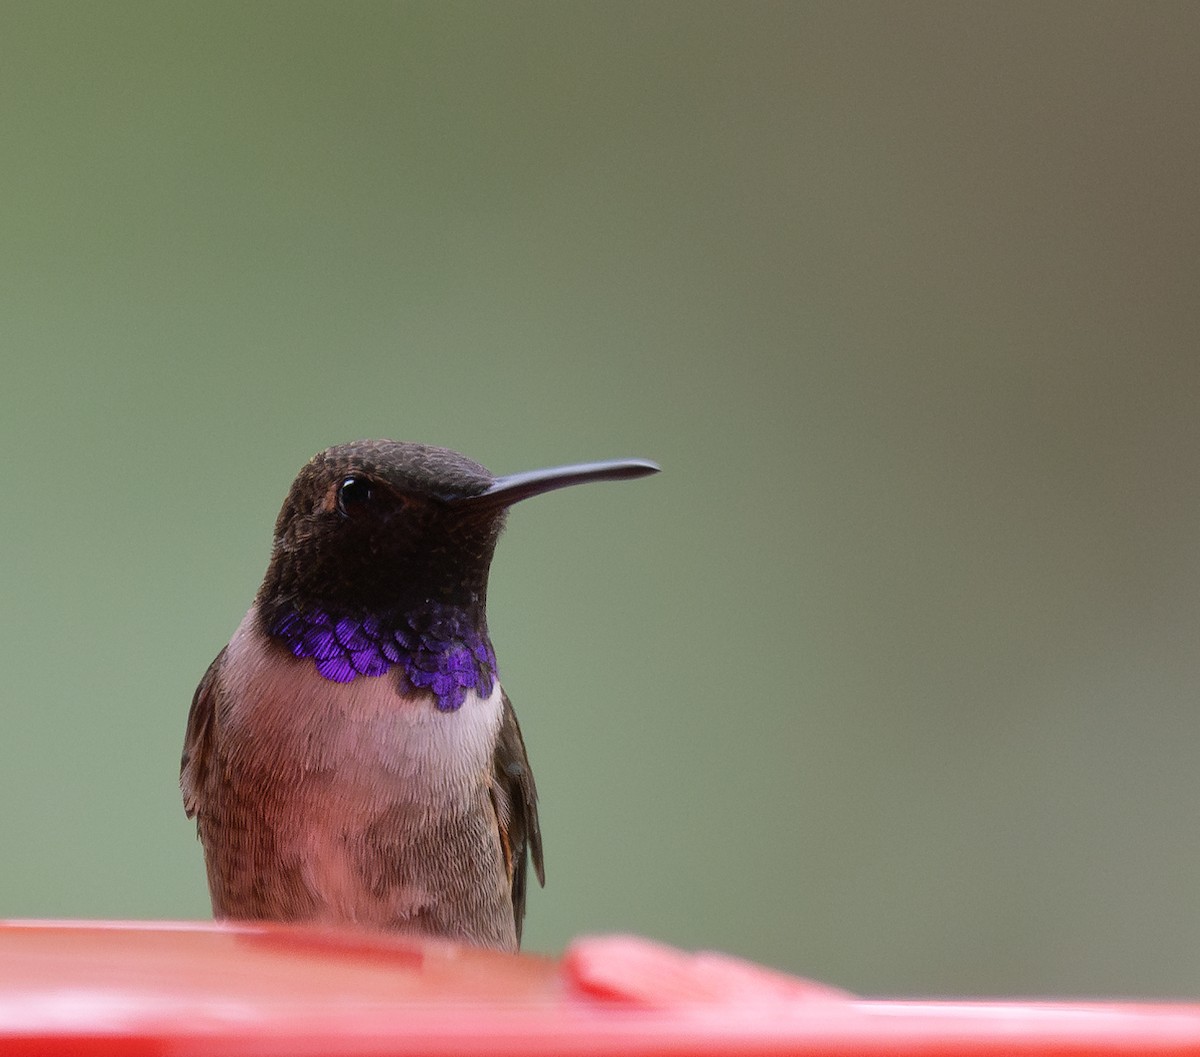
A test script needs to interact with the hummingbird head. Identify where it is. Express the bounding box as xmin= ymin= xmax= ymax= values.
xmin=260 ymin=439 xmax=658 ymax=616
xmin=260 ymin=440 xmax=504 ymax=619
xmin=255 ymin=441 xmax=659 ymax=700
